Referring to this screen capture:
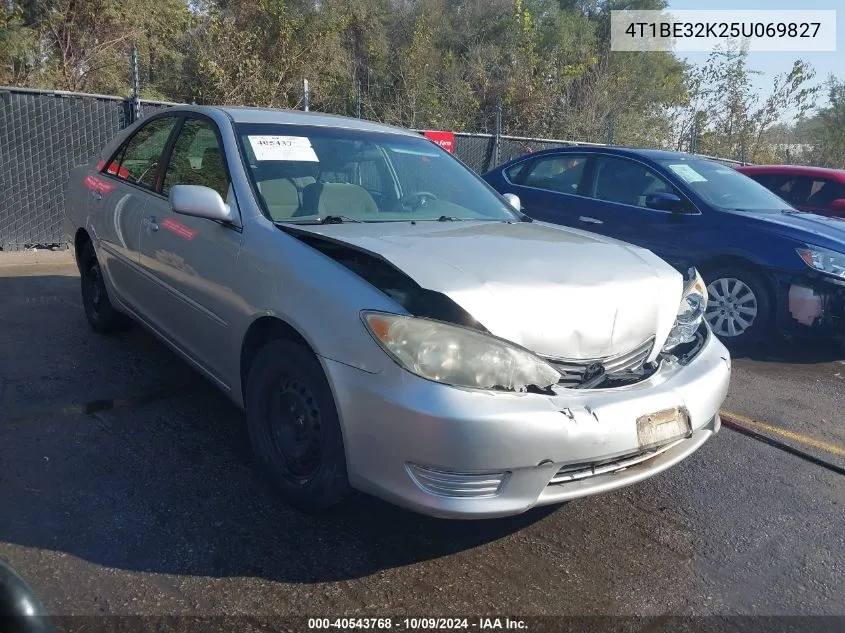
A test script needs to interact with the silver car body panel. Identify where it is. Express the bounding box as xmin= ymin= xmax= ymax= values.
xmin=324 ymin=329 xmax=730 ymax=518
xmin=63 ymin=105 xmax=731 ymax=518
